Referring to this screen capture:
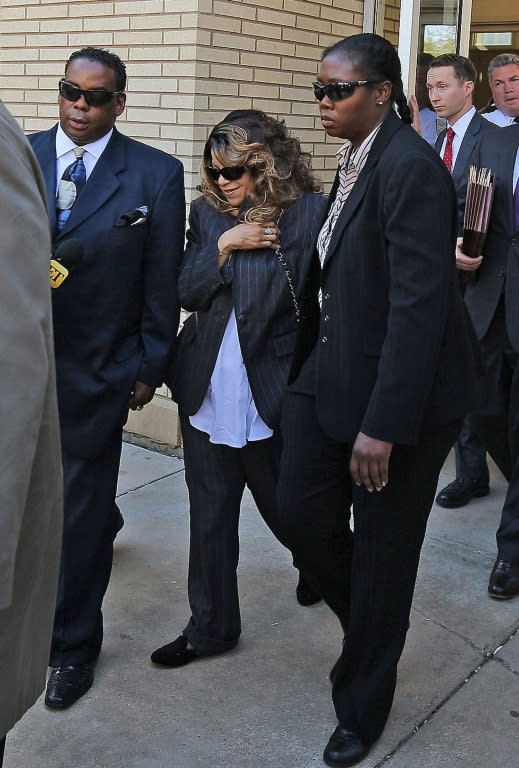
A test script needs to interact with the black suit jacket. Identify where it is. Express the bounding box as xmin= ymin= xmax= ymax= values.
xmin=465 ymin=124 xmax=519 ymax=348
xmin=435 ymin=111 xmax=500 ymax=232
xmin=29 ymin=125 xmax=185 ymax=457
xmin=290 ymin=110 xmax=480 ymax=446
xmin=171 ymin=192 xmax=327 ymax=429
